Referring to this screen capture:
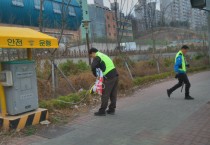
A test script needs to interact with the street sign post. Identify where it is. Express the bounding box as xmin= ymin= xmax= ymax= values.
xmin=206 ymin=0 xmax=210 ymax=64
xmin=190 ymin=0 xmax=210 ymax=64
